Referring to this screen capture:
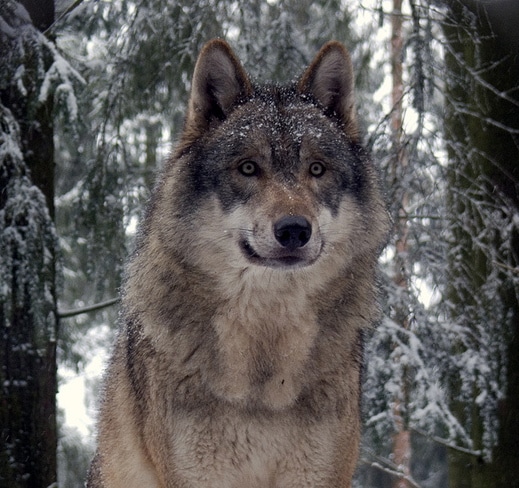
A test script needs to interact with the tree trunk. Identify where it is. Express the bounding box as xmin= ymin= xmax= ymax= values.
xmin=443 ymin=1 xmax=519 ymax=486
xmin=0 ymin=2 xmax=58 ymax=486
xmin=390 ymin=1 xmax=412 ymax=487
